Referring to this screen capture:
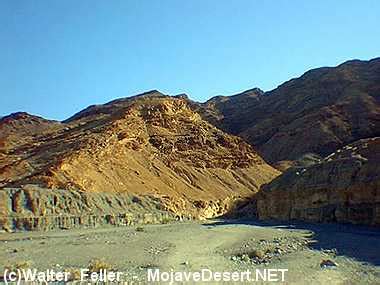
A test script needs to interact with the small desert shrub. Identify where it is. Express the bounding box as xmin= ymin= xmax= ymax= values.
xmin=161 ymin=217 xmax=172 ymax=224
xmin=248 ymin=249 xmax=265 ymax=260
xmin=64 ymin=268 xmax=81 ymax=281
xmin=88 ymin=259 xmax=114 ymax=273
xmin=5 ymin=260 xmax=32 ymax=271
